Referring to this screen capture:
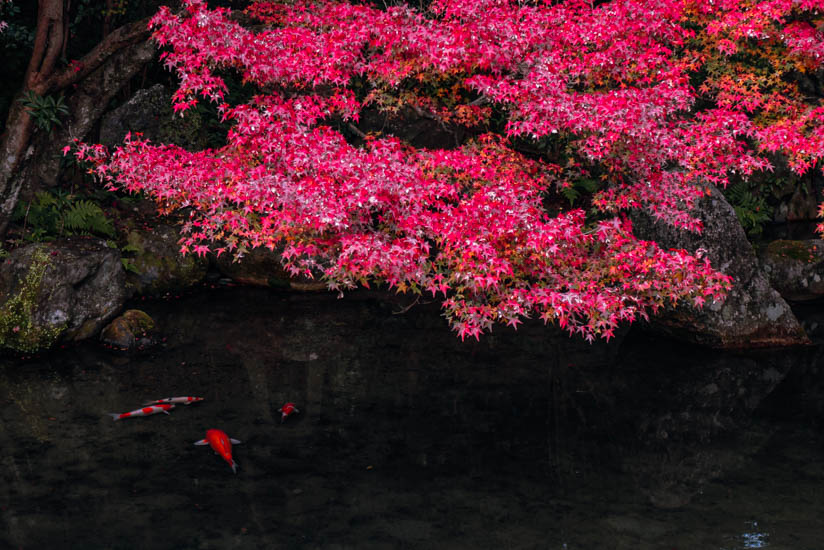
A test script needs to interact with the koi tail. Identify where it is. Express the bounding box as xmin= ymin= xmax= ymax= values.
xmin=107 ymin=413 xmax=122 ymax=421
xmin=231 ymin=459 xmax=238 ymax=474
